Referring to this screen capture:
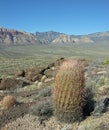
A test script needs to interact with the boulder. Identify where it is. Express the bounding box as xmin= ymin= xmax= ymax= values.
xmin=0 ymin=77 xmax=30 ymax=90
xmin=44 ymin=69 xmax=57 ymax=78
xmin=47 ymin=62 xmax=55 ymax=68
xmin=54 ymin=57 xmax=65 ymax=67
xmin=32 ymin=74 xmax=42 ymax=82
xmin=37 ymin=82 xmax=43 ymax=88
xmin=97 ymin=71 xmax=107 ymax=75
xmin=98 ymin=85 xmax=109 ymax=95
xmin=26 ymin=67 xmax=44 ymax=81
xmin=45 ymin=77 xmax=55 ymax=83
xmin=41 ymin=75 xmax=47 ymax=83
xmin=15 ymin=70 xmax=25 ymax=77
